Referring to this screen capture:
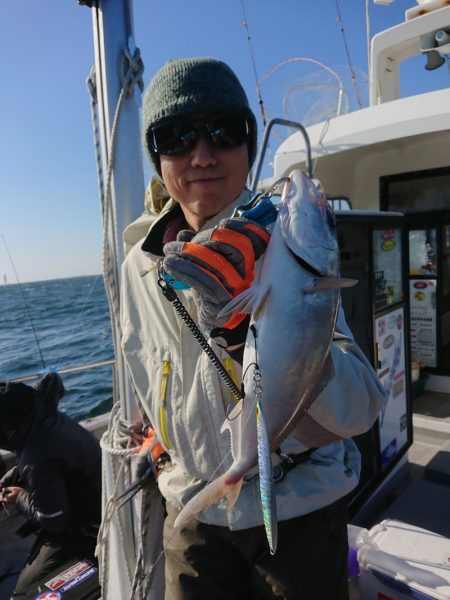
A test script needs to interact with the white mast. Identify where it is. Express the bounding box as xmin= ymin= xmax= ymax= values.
xmin=83 ymin=1 xmax=147 ymax=596
xmin=89 ymin=0 xmax=145 ymax=429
